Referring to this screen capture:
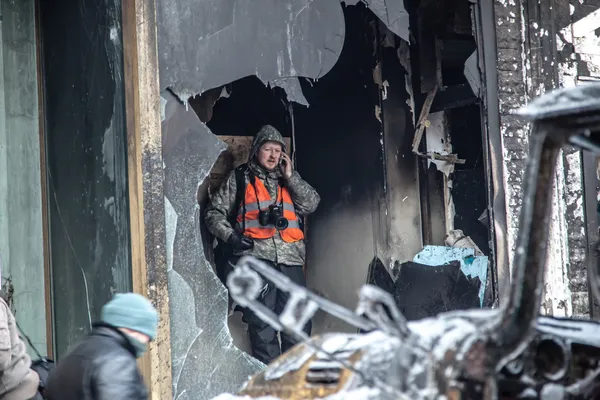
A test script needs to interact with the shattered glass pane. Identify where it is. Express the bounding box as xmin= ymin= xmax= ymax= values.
xmin=162 ymin=91 xmax=264 ymax=399
xmin=264 ymin=77 xmax=309 ymax=107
